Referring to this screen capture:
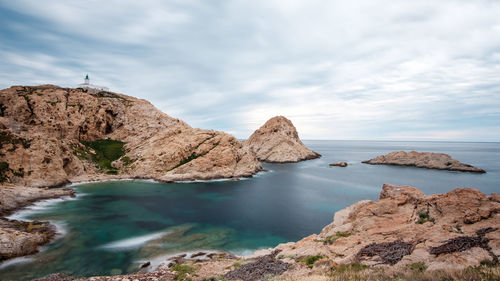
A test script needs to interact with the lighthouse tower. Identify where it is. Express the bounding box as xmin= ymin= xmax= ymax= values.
xmin=77 ymin=74 xmax=109 ymax=91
